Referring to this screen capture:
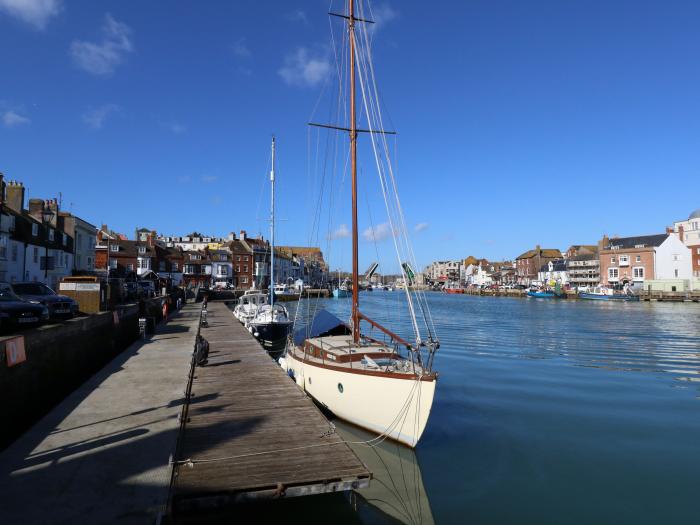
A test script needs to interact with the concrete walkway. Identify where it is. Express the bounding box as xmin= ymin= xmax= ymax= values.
xmin=0 ymin=302 xmax=201 ymax=524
